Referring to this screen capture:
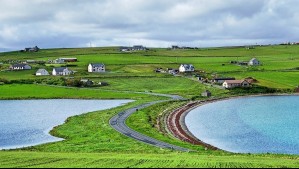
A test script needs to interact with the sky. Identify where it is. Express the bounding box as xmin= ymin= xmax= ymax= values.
xmin=0 ymin=0 xmax=299 ymax=51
